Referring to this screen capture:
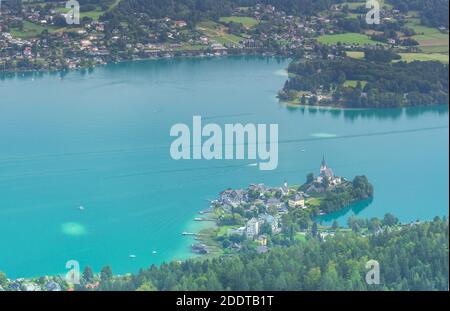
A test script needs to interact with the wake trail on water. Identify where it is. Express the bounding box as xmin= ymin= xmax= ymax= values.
xmin=104 ymin=163 xmax=249 ymax=179
xmin=278 ymin=125 xmax=449 ymax=144
xmin=0 ymin=125 xmax=447 ymax=167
